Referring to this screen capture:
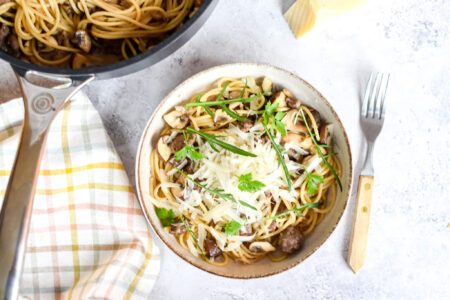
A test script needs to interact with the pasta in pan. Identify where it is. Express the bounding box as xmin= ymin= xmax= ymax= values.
xmin=0 ymin=0 xmax=201 ymax=68
xmin=150 ymin=76 xmax=342 ymax=265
